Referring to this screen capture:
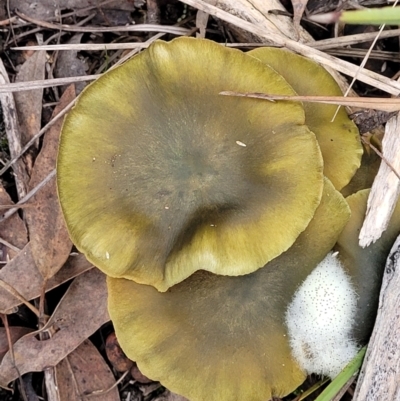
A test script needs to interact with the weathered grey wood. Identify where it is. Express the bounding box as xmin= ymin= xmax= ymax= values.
xmin=359 ymin=113 xmax=400 ymax=247
xmin=353 ymin=235 xmax=400 ymax=401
